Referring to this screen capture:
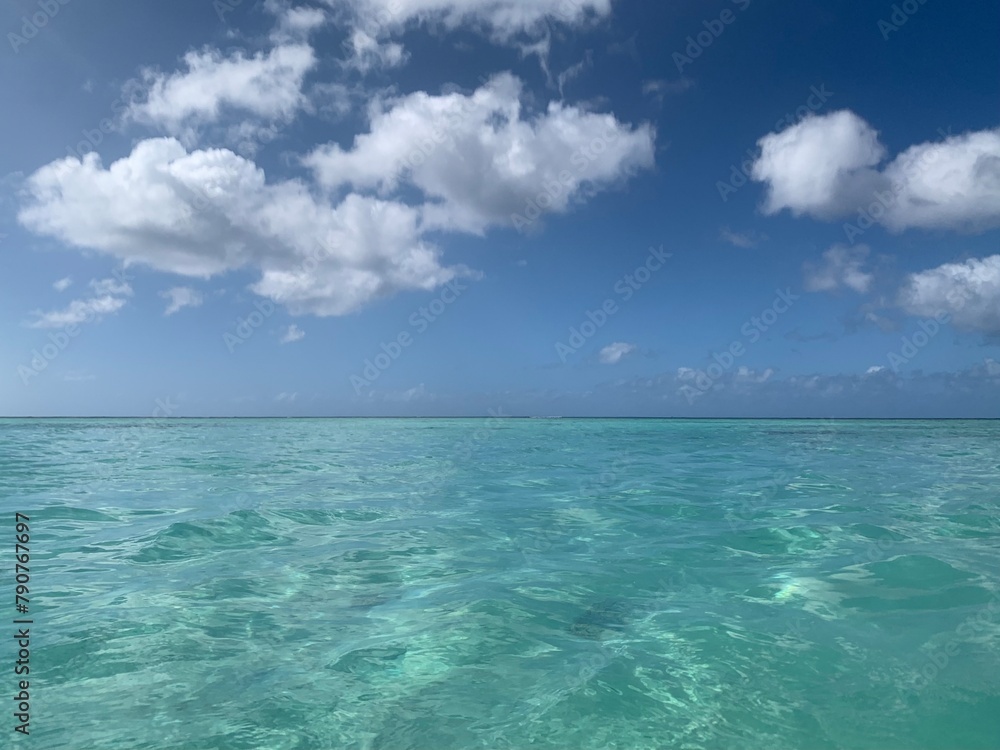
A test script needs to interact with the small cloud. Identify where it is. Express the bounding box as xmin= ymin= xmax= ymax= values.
xmin=53 ymin=277 xmax=73 ymax=292
xmin=516 ymin=259 xmax=528 ymax=267
xmin=29 ymin=276 xmax=133 ymax=328
xmin=275 ymin=392 xmax=298 ymax=402
xmin=866 ymin=365 xmax=886 ymax=375
xmin=599 ymin=342 xmax=636 ymax=365
xmin=720 ymin=228 xmax=764 ymax=248
xmin=160 ymin=286 xmax=204 ymax=316
xmin=643 ymin=78 xmax=694 ymax=103
xmin=557 ymin=51 xmax=593 ymax=97
xmin=735 ymin=366 xmax=775 ymax=383
xmin=607 ymin=33 xmax=640 ymax=64
xmin=309 ymin=82 xmax=352 ymax=121
xmin=280 ymin=324 xmax=305 ymax=344
xmin=344 ymin=29 xmax=407 ymax=72
xmin=805 ymin=244 xmax=874 ymax=294
xmin=90 ymin=277 xmax=132 ymax=296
